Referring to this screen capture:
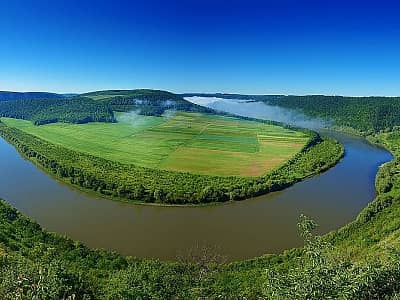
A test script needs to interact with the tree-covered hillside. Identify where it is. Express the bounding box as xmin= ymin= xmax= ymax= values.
xmin=265 ymin=95 xmax=400 ymax=133
xmin=0 ymin=91 xmax=66 ymax=101
xmin=0 ymin=97 xmax=115 ymax=125
xmin=0 ymin=89 xmax=212 ymax=126
xmin=84 ymin=89 xmax=213 ymax=116
xmin=187 ymin=93 xmax=400 ymax=134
